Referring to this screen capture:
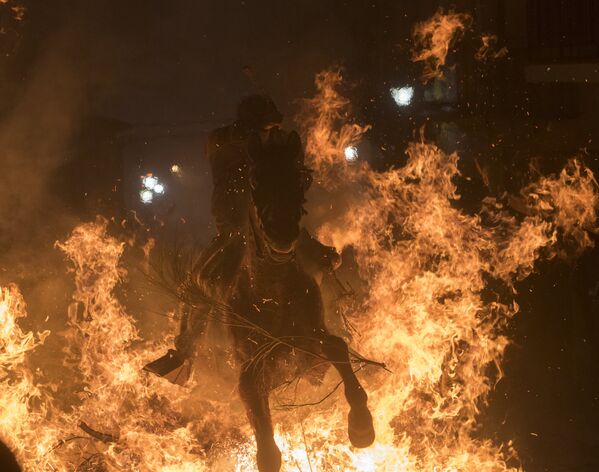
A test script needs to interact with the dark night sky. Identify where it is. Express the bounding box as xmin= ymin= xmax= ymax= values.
xmin=8 ymin=0 xmax=387 ymax=125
